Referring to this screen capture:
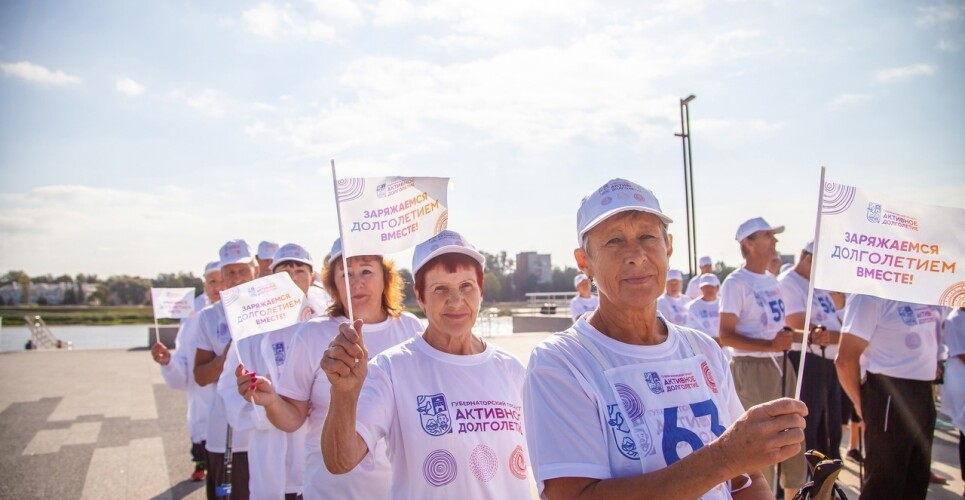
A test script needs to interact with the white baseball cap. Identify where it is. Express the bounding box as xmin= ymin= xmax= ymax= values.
xmin=574 ymin=273 xmax=589 ymax=287
xmin=257 ymin=241 xmax=279 ymax=259
xmin=219 ymin=239 xmax=254 ymax=269
xmin=698 ymin=273 xmax=720 ymax=288
xmin=270 ymin=243 xmax=314 ymax=272
xmin=577 ymin=178 xmax=673 ymax=246
xmin=328 ymin=238 xmax=343 ymax=263
xmin=735 ymin=217 xmax=785 ymax=242
xmin=667 ymin=269 xmax=683 ymax=281
xmin=804 ymin=240 xmax=814 ymax=254
xmin=698 ymin=256 xmax=712 ymax=267
xmin=412 ymin=230 xmax=485 ymax=276
xmin=203 ymin=261 xmax=220 ymax=276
